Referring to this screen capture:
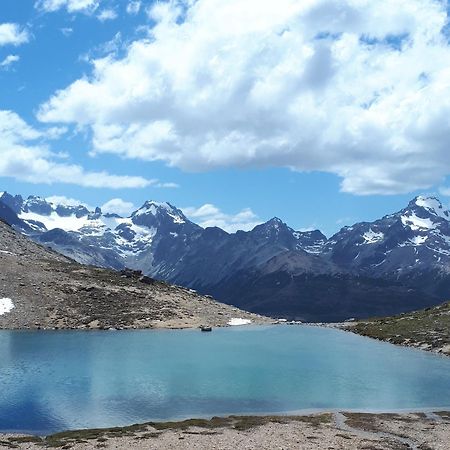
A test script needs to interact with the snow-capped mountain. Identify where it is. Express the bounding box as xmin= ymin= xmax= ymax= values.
xmin=324 ymin=196 xmax=450 ymax=296
xmin=0 ymin=191 xmax=447 ymax=321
